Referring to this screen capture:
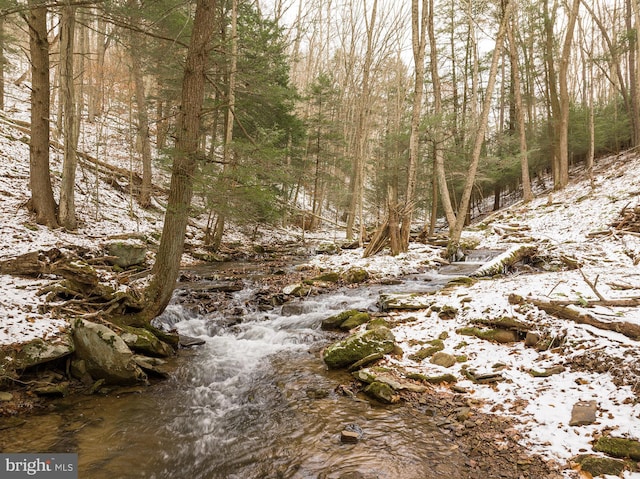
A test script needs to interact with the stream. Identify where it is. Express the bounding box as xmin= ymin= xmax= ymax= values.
xmin=1 ymin=262 xmax=479 ymax=479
